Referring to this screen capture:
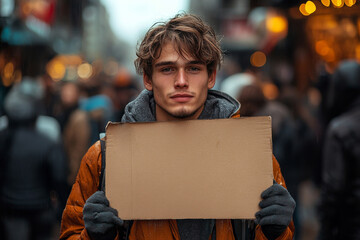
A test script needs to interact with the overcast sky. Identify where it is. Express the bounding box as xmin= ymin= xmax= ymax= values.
xmin=101 ymin=0 xmax=190 ymax=46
